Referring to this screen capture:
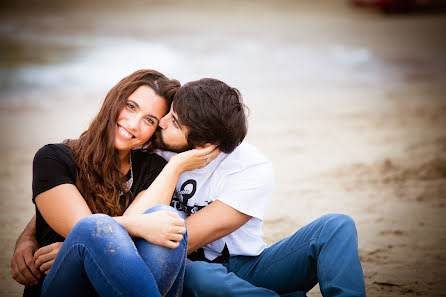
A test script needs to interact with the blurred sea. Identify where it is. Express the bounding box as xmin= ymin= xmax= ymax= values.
xmin=3 ymin=0 xmax=443 ymax=111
